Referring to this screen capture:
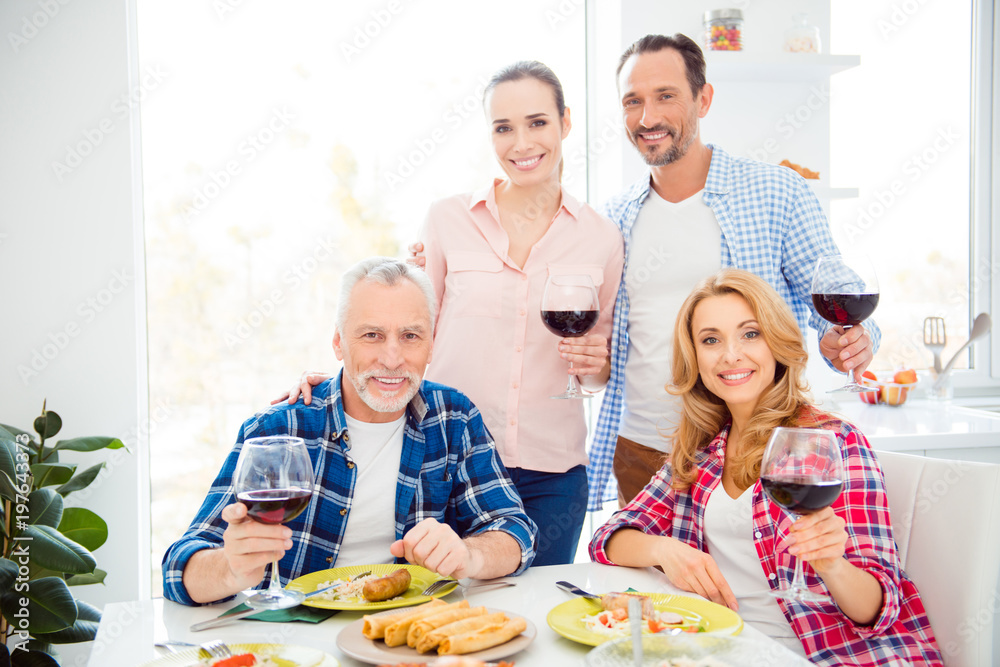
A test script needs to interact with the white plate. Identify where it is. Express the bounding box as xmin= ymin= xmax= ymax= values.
xmin=584 ymin=633 xmax=792 ymax=666
xmin=336 ymin=606 xmax=535 ymax=665
xmin=141 ymin=643 xmax=337 ymax=666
